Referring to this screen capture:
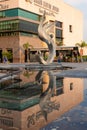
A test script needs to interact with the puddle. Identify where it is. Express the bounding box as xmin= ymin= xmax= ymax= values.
xmin=0 ymin=68 xmax=86 ymax=130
